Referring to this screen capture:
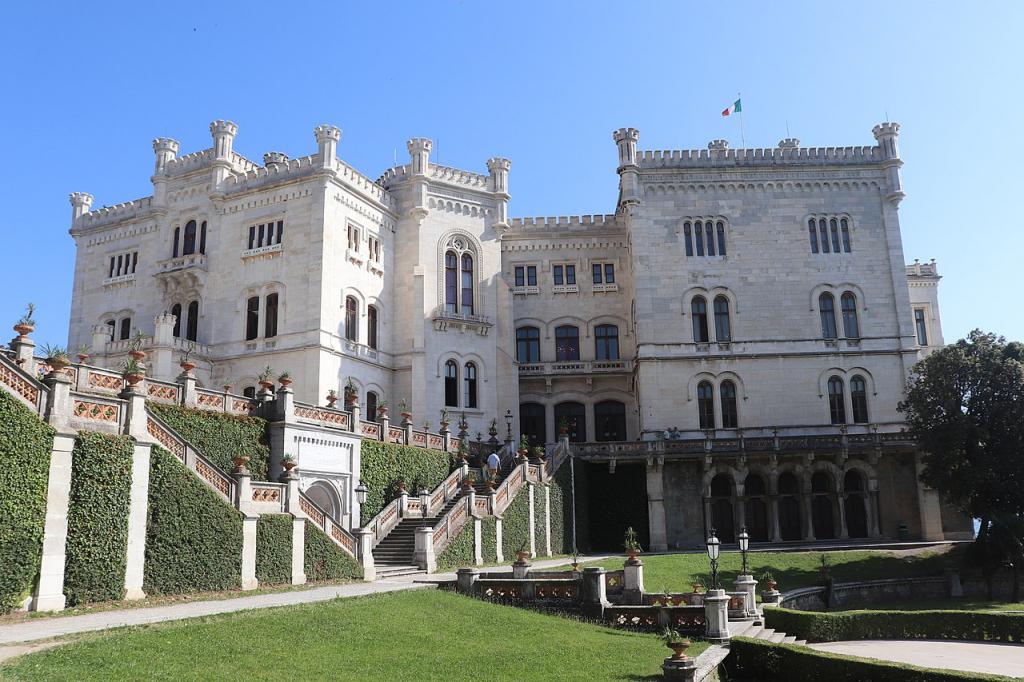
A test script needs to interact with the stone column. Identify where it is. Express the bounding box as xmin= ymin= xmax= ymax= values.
xmin=703 ymin=588 xmax=731 ymax=641
xmin=646 ymin=458 xmax=668 ymax=551
xmin=868 ymin=483 xmax=882 ymax=538
xmin=623 ymin=558 xmax=645 ymax=605
xmin=179 ymin=372 xmax=197 ymax=407
xmin=527 ymin=484 xmax=537 ymax=558
xmin=495 ymin=517 xmax=505 ymax=563
xmin=350 ymin=402 xmax=361 ymax=435
xmin=32 ymin=433 xmax=76 ymax=611
xmin=544 ymin=485 xmax=552 ymax=557
xmin=473 ymin=517 xmax=483 ymax=566
xmin=234 ymin=468 xmax=258 ymax=590
xmin=123 ymin=443 xmax=153 ymax=600
xmin=120 ymin=383 xmax=149 ymax=441
xmin=10 ymin=333 xmax=36 ymax=377
xmin=357 ymin=528 xmax=375 ymax=581
xmin=414 ymin=527 xmax=436 ymax=573
xmin=284 ymin=471 xmax=306 ymax=586
xmin=702 ymin=497 xmax=712 ymax=537
xmin=802 ymin=494 xmax=815 ymax=541
xmin=733 ymin=574 xmax=758 ymax=621
xmin=836 ymin=494 xmax=849 ymax=539
xmin=581 ymin=567 xmax=608 ymax=618
xmin=403 ymin=414 xmax=413 ymax=446
xmin=768 ymin=497 xmax=782 ymax=543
